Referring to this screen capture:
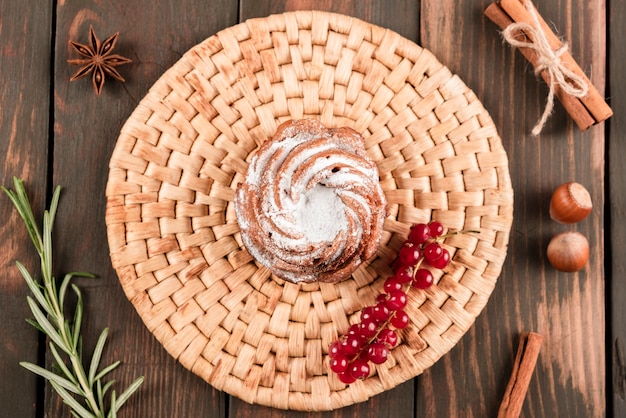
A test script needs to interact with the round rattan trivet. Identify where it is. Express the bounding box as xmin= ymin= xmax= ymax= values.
xmin=105 ymin=11 xmax=513 ymax=411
